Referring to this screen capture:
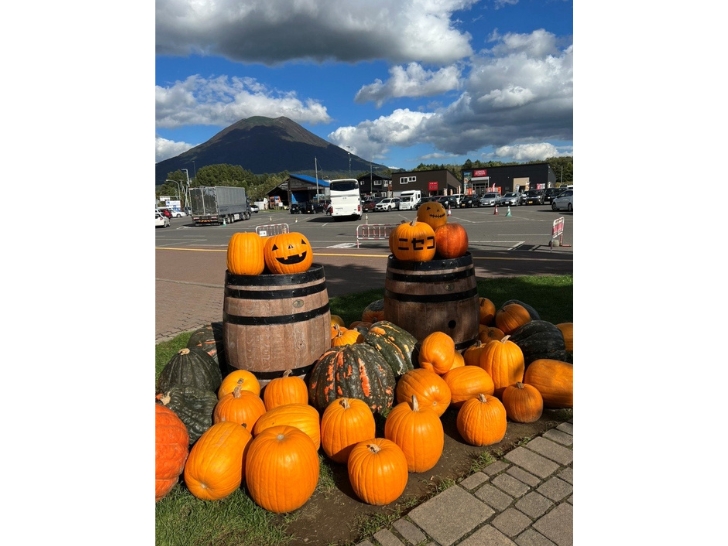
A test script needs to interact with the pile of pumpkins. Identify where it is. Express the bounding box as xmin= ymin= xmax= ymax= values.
xmin=389 ymin=200 xmax=469 ymax=261
xmin=155 ymin=296 xmax=573 ymax=512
